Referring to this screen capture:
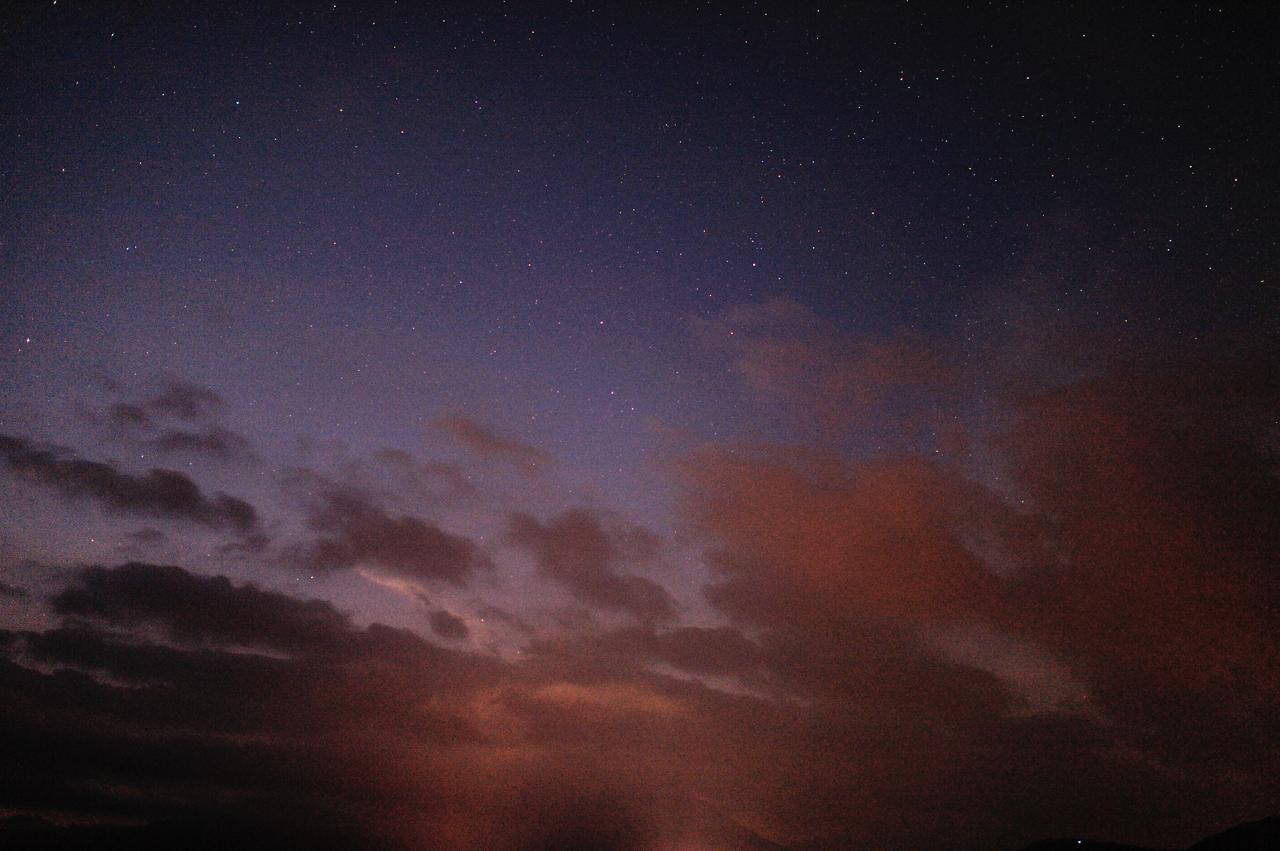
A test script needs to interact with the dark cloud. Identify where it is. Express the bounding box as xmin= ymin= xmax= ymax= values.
xmin=508 ymin=510 xmax=674 ymax=621
xmin=0 ymin=581 xmax=28 ymax=600
xmin=0 ymin=811 xmax=393 ymax=851
xmin=149 ymin=425 xmax=256 ymax=460
xmin=51 ymin=562 xmax=355 ymax=656
xmin=434 ymin=414 xmax=551 ymax=475
xmin=109 ymin=402 xmax=155 ymax=429
xmin=147 ymin=380 xmax=223 ymax=422
xmin=1 ymin=563 xmax=794 ymax=850
xmin=0 ymin=434 xmax=263 ymax=541
xmin=127 ymin=527 xmax=169 ymax=545
xmin=295 ymin=483 xmax=487 ymax=586
xmin=430 ymin=609 xmax=469 ymax=641
xmin=103 ymin=383 xmax=255 ymax=461
xmin=641 ymin=624 xmax=764 ymax=678
xmin=374 ymin=448 xmax=476 ymax=502
xmin=475 ymin=605 xmax=534 ymax=635
xmin=995 ymin=355 xmax=1280 ymax=765
xmin=0 ymin=564 xmax=484 ymax=849
xmin=671 ymin=315 xmax=1280 ymax=848
xmin=519 ymin=623 xmax=768 ymax=695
